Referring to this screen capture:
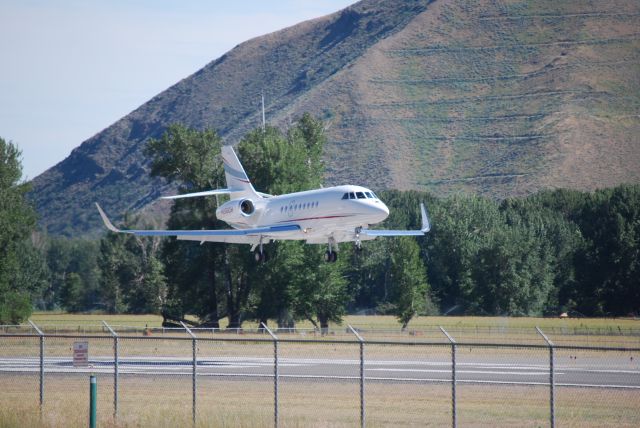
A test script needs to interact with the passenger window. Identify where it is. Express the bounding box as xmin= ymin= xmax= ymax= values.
xmin=356 ymin=192 xmax=366 ymax=199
